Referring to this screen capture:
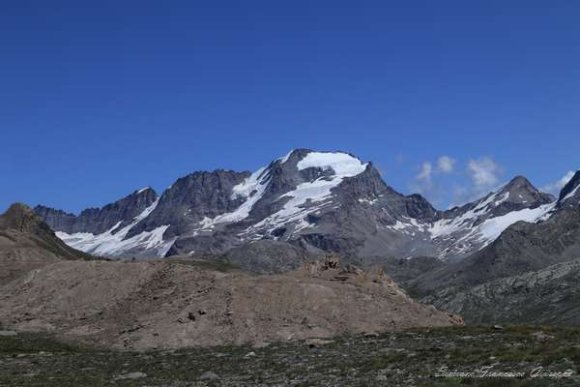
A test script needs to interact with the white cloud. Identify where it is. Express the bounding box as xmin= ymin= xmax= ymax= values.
xmin=447 ymin=157 xmax=504 ymax=207
xmin=416 ymin=162 xmax=433 ymax=184
xmin=412 ymin=155 xmax=505 ymax=209
xmin=541 ymin=171 xmax=575 ymax=196
xmin=467 ymin=157 xmax=502 ymax=189
xmin=412 ymin=162 xmax=434 ymax=196
xmin=437 ymin=156 xmax=455 ymax=174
